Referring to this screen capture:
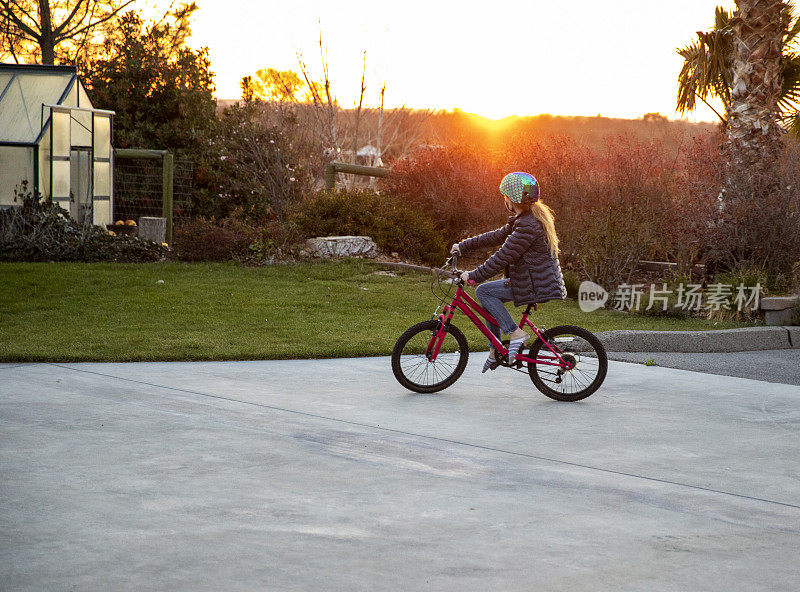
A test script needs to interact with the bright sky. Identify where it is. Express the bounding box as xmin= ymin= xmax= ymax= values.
xmin=145 ymin=0 xmax=735 ymax=122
